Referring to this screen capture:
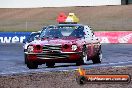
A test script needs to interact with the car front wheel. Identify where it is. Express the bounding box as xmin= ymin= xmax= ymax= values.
xmin=27 ymin=61 xmax=38 ymax=69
